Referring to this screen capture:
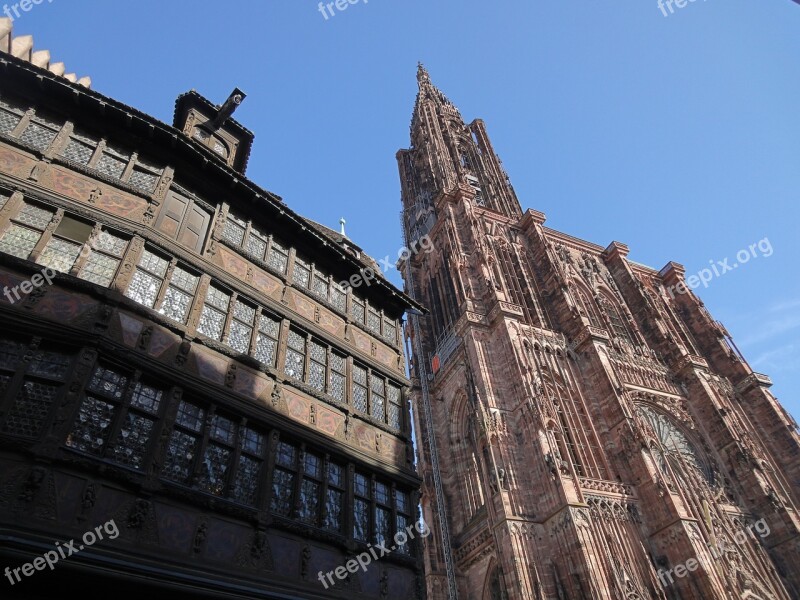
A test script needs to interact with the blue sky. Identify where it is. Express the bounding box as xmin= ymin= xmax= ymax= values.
xmin=12 ymin=0 xmax=799 ymax=420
